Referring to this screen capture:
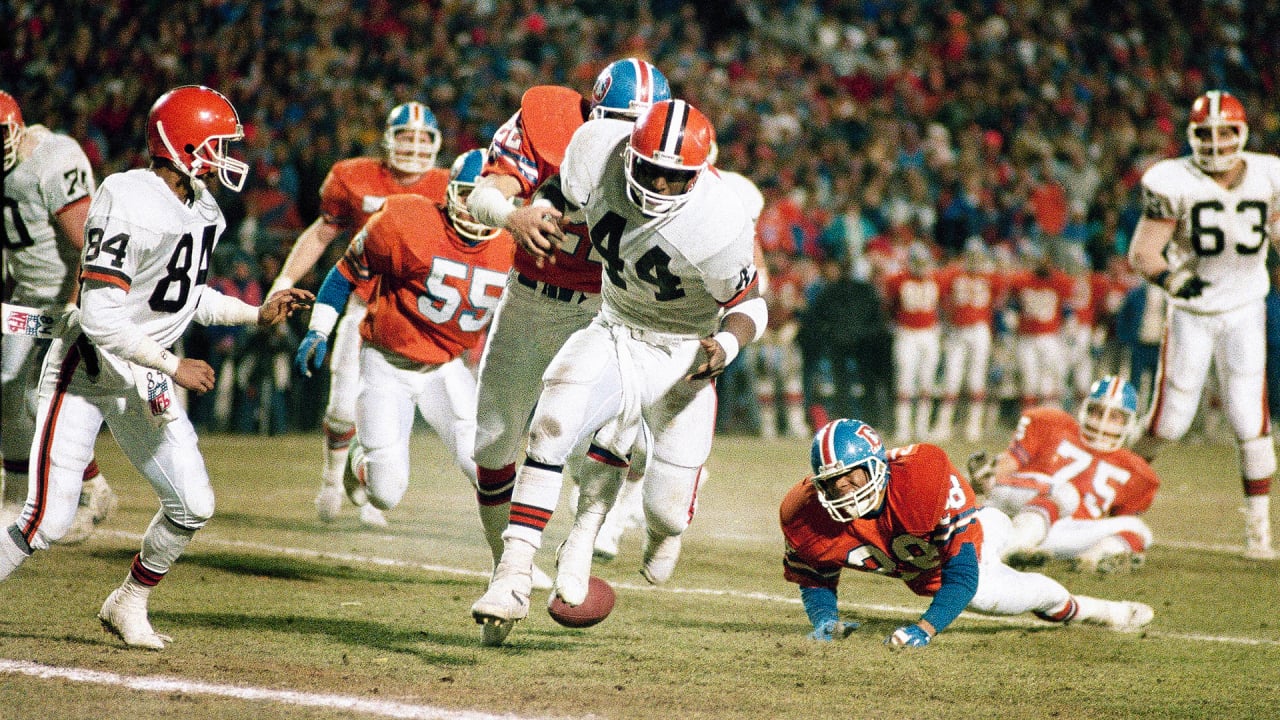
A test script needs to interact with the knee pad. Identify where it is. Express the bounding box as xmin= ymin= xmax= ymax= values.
xmin=162 ymin=484 xmax=215 ymax=529
xmin=1240 ymin=435 xmax=1276 ymax=481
